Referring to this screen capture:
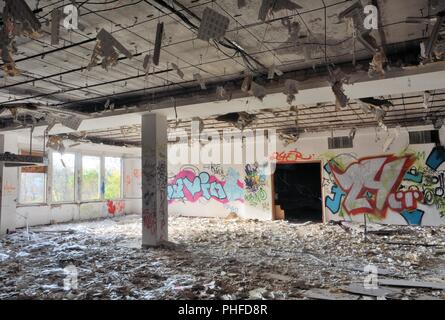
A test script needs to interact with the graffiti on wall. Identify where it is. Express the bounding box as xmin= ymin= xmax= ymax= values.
xmin=167 ymin=166 xmax=244 ymax=204
xmin=324 ymin=147 xmax=445 ymax=225
xmin=244 ymin=162 xmax=269 ymax=210
xmin=270 ymin=150 xmax=315 ymax=163
xmin=106 ymin=200 xmax=125 ymax=216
